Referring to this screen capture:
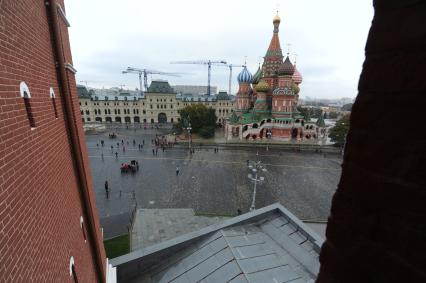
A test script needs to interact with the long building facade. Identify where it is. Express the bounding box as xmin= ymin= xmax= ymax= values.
xmin=78 ymin=81 xmax=235 ymax=125
xmin=0 ymin=0 xmax=112 ymax=282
